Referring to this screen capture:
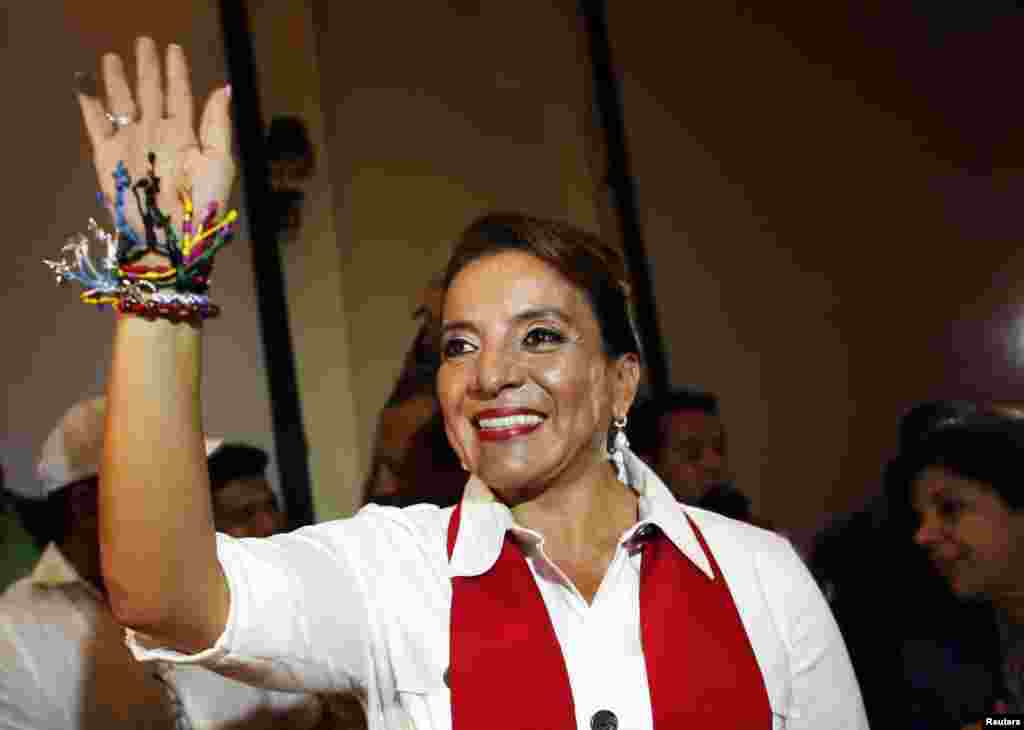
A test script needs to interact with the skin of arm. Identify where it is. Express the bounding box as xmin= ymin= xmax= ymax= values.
xmin=101 ymin=315 xmax=229 ymax=651
xmin=79 ymin=36 xmax=235 ymax=651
